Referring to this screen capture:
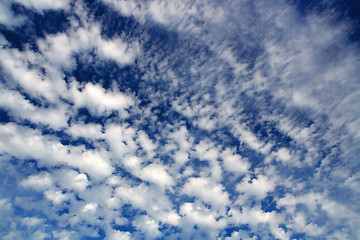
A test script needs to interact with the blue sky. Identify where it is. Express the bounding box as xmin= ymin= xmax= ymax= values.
xmin=0 ymin=0 xmax=359 ymax=239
